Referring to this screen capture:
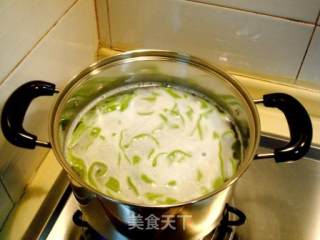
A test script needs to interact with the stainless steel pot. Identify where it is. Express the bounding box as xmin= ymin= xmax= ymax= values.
xmin=1 ymin=50 xmax=312 ymax=240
